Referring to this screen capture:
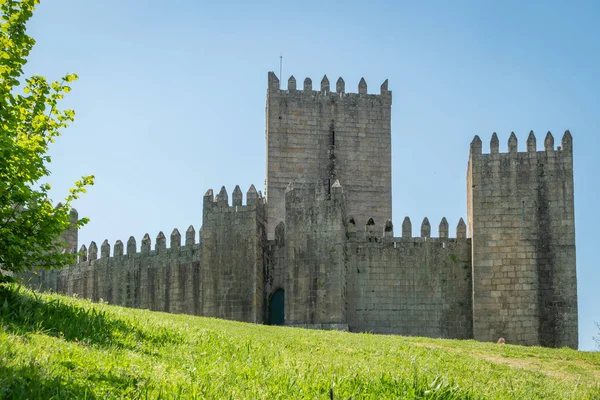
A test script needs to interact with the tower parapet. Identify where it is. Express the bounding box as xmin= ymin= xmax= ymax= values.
xmin=268 ymin=71 xmax=391 ymax=99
